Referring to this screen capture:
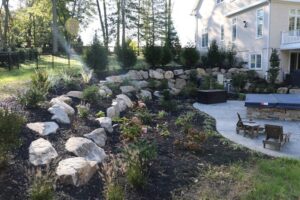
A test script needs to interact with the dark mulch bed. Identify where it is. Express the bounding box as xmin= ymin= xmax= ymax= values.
xmin=0 ymin=91 xmax=256 ymax=200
